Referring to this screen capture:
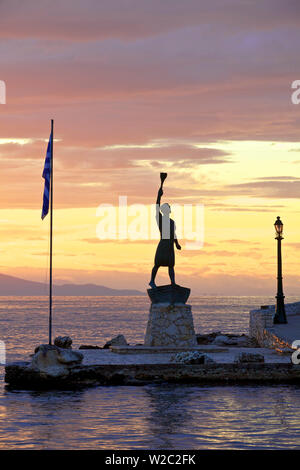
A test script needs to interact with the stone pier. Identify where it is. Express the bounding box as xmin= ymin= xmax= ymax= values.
xmin=249 ymin=301 xmax=300 ymax=352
